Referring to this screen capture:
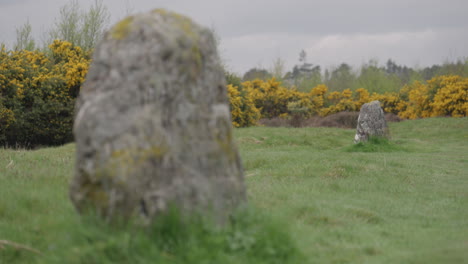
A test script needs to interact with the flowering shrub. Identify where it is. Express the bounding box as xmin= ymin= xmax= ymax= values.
xmin=227 ymin=84 xmax=261 ymax=127
xmin=0 ymin=40 xmax=90 ymax=147
xmin=429 ymin=75 xmax=468 ymax=117
xmin=398 ymin=81 xmax=432 ymax=119
xmin=236 ymin=76 xmax=466 ymax=125
xmin=369 ymin=92 xmax=402 ymax=115
xmin=244 ymin=78 xmax=301 ymax=118
xmin=320 ymin=89 xmax=356 ymax=116
xmin=1 ymin=42 xmax=466 ymax=139
xmin=397 ymin=76 xmax=467 ymax=119
xmin=308 ymin=84 xmax=328 ymax=114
